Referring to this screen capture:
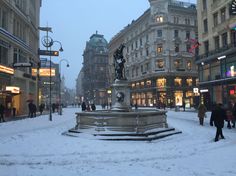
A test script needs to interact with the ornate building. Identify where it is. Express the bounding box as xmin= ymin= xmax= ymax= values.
xmin=0 ymin=0 xmax=41 ymax=116
xmin=108 ymin=0 xmax=198 ymax=108
xmin=196 ymin=0 xmax=236 ymax=109
xmin=82 ymin=32 xmax=109 ymax=105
